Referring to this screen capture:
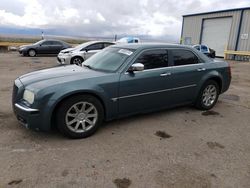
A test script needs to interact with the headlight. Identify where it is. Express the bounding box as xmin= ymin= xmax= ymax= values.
xmin=23 ymin=90 xmax=35 ymax=104
xmin=61 ymin=52 xmax=71 ymax=57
